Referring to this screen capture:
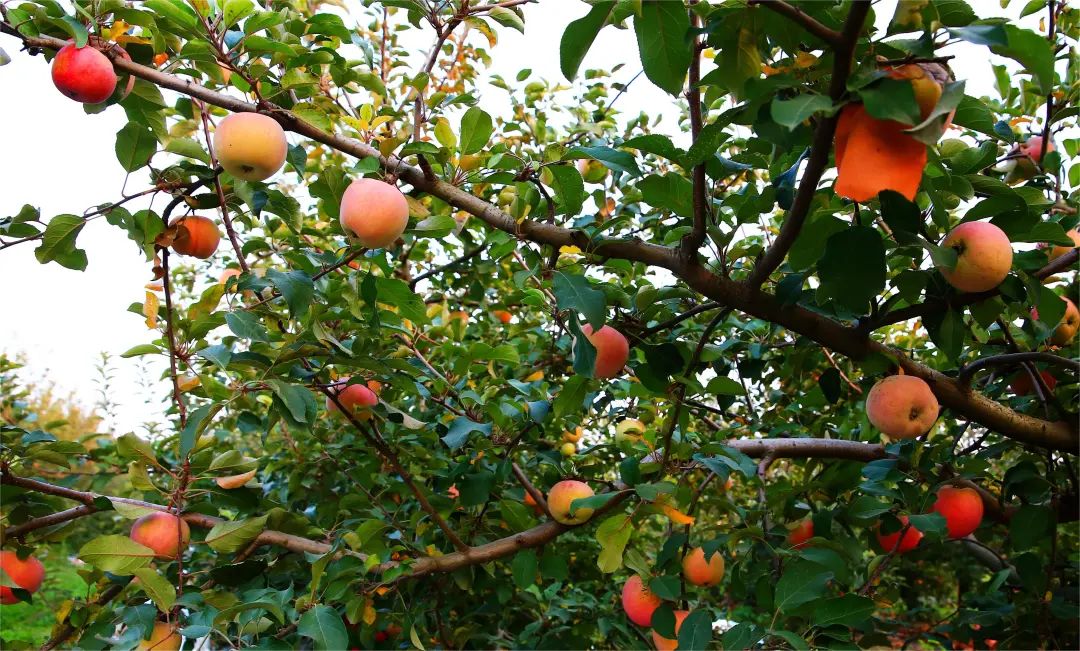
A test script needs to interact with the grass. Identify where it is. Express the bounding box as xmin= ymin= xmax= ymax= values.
xmin=1 ymin=554 xmax=89 ymax=646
